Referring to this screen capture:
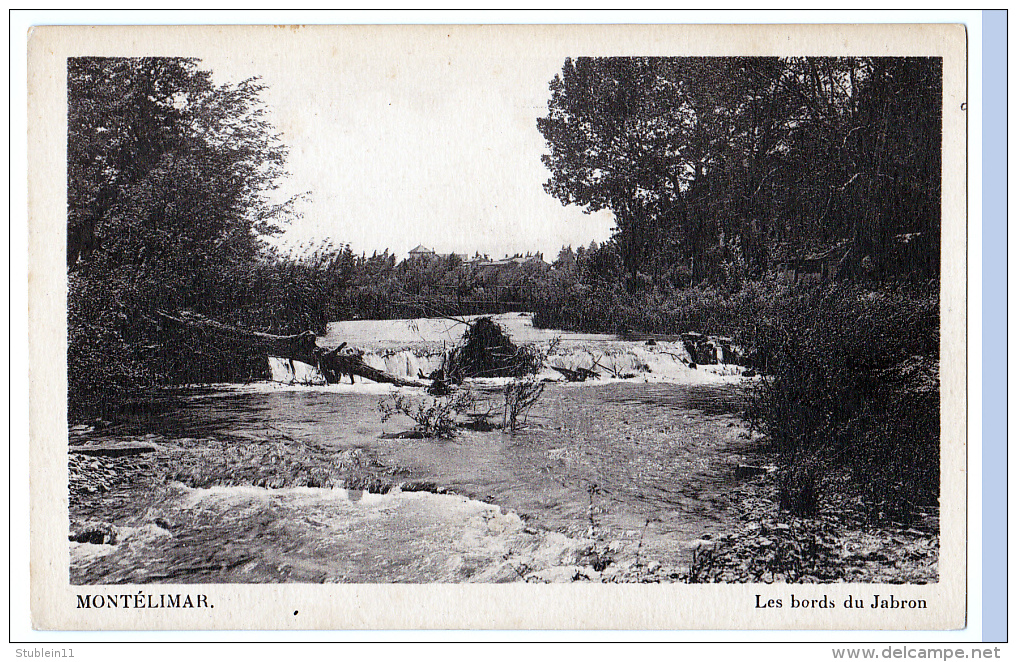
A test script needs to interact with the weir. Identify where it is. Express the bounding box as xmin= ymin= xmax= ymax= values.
xmin=267 ymin=339 xmax=745 ymax=385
